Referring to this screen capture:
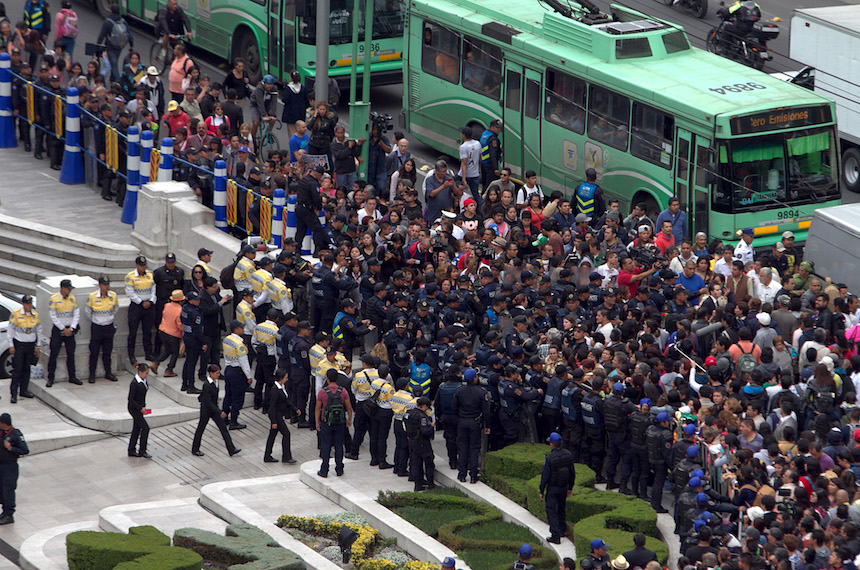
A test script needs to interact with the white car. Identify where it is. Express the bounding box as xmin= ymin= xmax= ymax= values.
xmin=0 ymin=292 xmax=24 ymax=379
